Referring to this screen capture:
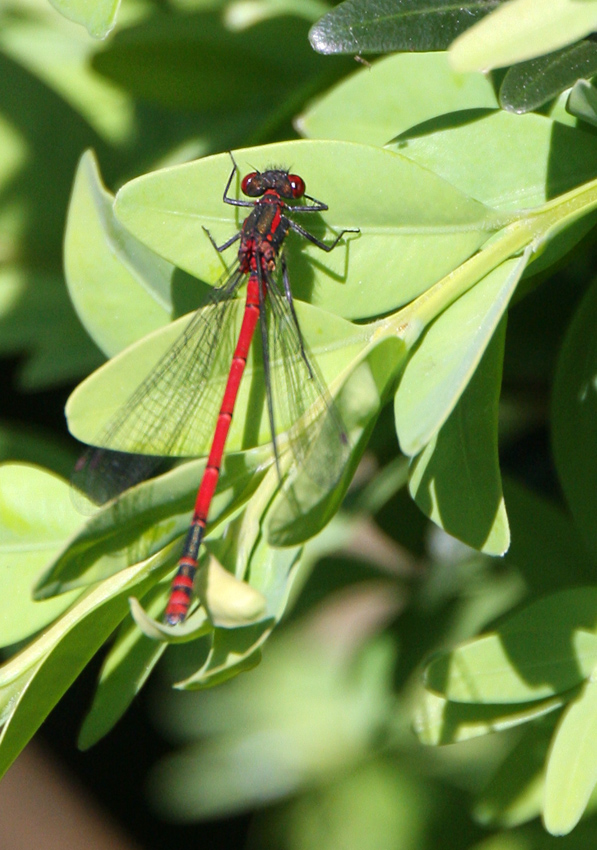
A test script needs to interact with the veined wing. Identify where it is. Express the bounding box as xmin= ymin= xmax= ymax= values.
xmin=264 ymin=267 xmax=351 ymax=504
xmin=73 ymin=269 xmax=245 ymax=505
